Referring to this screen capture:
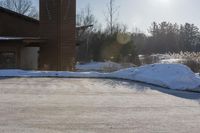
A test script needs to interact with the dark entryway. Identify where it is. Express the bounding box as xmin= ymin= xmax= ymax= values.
xmin=0 ymin=51 xmax=16 ymax=69
xmin=0 ymin=37 xmax=45 ymax=70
